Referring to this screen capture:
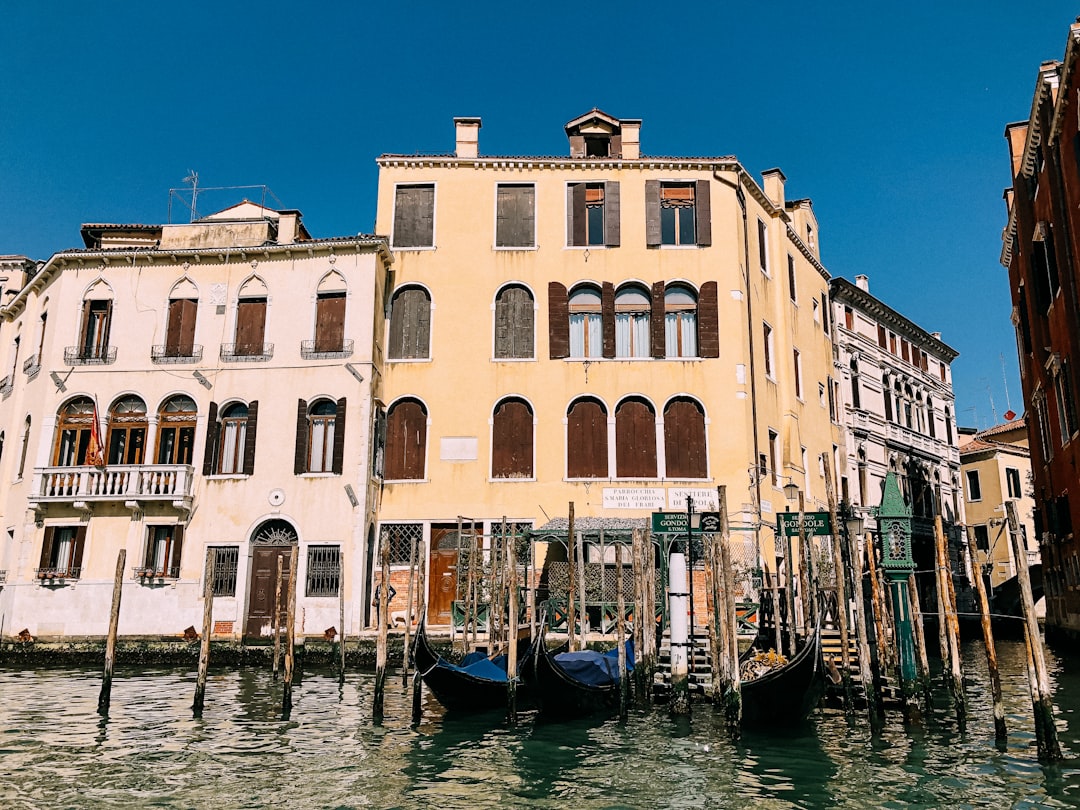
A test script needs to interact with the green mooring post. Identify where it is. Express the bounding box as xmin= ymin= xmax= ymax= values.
xmin=874 ymin=472 xmax=919 ymax=721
